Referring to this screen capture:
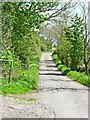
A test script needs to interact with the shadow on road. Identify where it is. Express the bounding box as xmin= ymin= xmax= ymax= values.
xmin=40 ymin=69 xmax=59 ymax=71
xmin=39 ymin=73 xmax=63 ymax=76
